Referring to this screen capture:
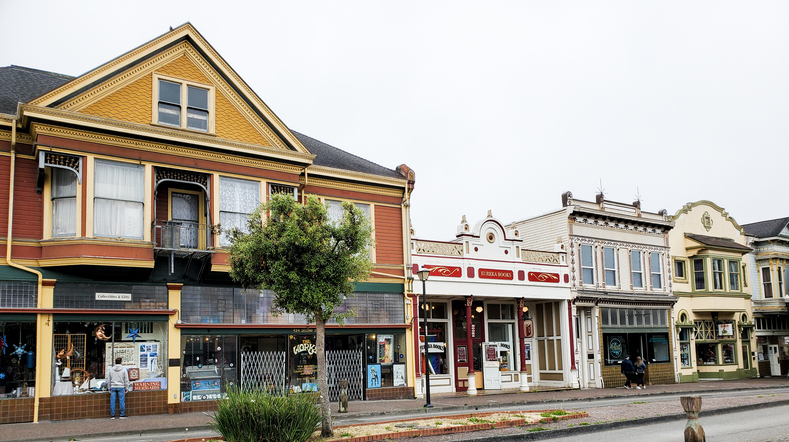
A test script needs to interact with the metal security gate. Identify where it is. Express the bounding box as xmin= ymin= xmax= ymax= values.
xmin=325 ymin=349 xmax=363 ymax=401
xmin=241 ymin=351 xmax=286 ymax=393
